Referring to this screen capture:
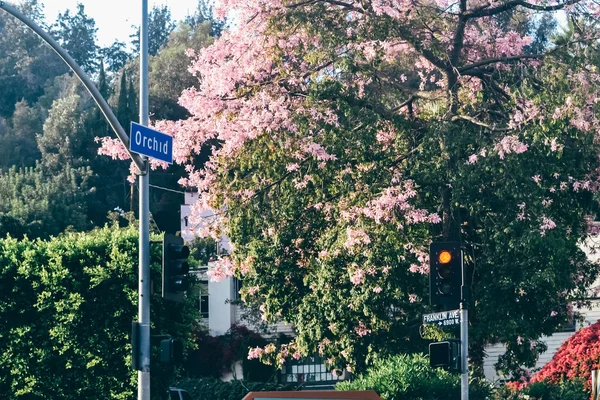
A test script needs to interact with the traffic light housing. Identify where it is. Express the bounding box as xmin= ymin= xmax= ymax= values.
xmin=429 ymin=339 xmax=460 ymax=371
xmin=162 ymin=234 xmax=190 ymax=302
xmin=160 ymin=338 xmax=183 ymax=364
xmin=429 ymin=242 xmax=463 ymax=310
